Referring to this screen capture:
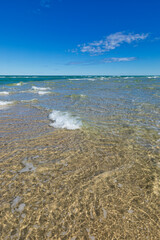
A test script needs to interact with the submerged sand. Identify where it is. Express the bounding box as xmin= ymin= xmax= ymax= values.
xmin=0 ymin=106 xmax=160 ymax=240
